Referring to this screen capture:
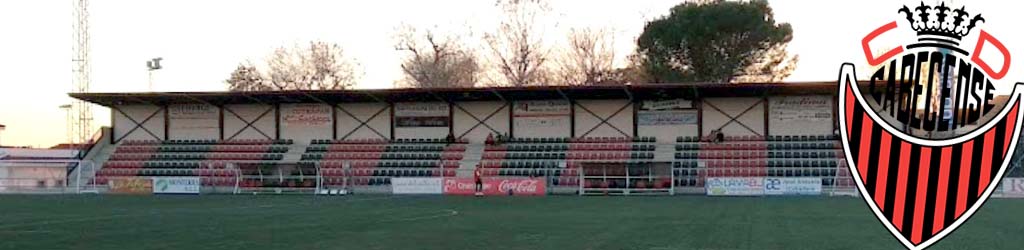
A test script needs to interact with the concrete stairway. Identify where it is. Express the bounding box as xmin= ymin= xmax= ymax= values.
xmin=457 ymin=143 xmax=485 ymax=177
xmin=280 ymin=143 xmax=309 ymax=164
xmin=652 ymin=143 xmax=677 ymax=162
xmin=68 ymin=128 xmax=114 ymax=190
